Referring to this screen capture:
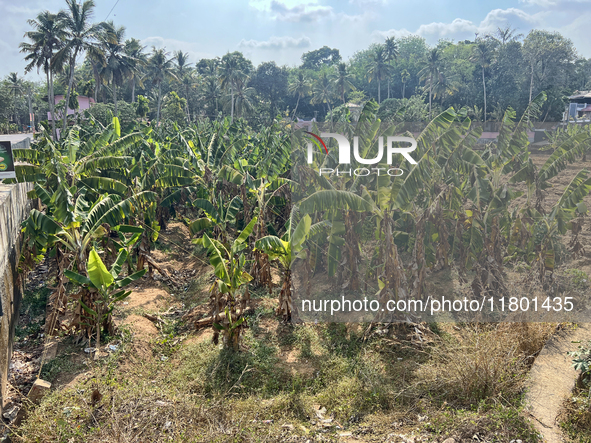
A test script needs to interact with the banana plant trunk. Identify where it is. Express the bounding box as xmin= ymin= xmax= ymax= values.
xmin=278 ymin=269 xmax=292 ymax=321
